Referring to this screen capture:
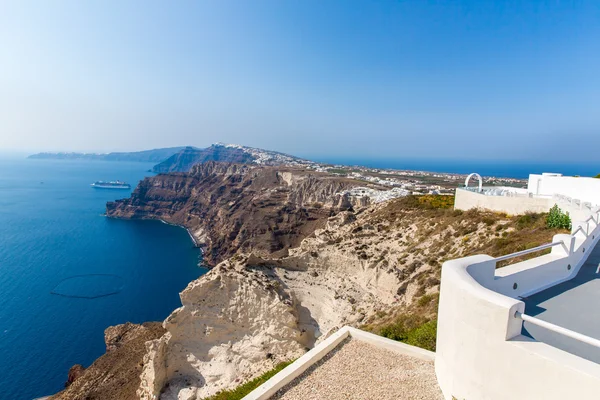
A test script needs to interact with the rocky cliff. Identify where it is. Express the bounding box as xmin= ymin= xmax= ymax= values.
xmin=51 ymin=322 xmax=165 ymax=400
xmin=138 ymin=260 xmax=308 ymax=399
xmin=132 ymin=196 xmax=565 ymax=399
xmin=71 ymin=189 xmax=563 ymax=399
xmin=133 ymin=200 xmax=442 ymax=399
xmin=106 ymin=162 xmax=382 ymax=265
xmin=151 ymin=143 xmax=314 ymax=173
xmin=152 ymin=146 xmax=255 ymax=173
